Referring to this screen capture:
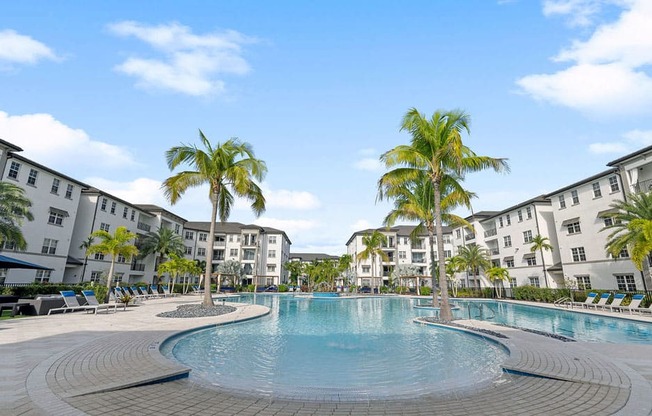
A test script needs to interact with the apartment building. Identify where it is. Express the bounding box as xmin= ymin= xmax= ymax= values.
xmin=346 ymin=225 xmax=454 ymax=288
